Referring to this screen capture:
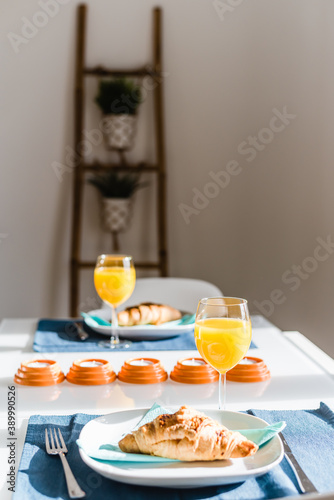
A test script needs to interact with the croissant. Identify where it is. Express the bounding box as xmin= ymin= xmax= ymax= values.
xmin=119 ymin=405 xmax=258 ymax=461
xmin=118 ymin=302 xmax=182 ymax=326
